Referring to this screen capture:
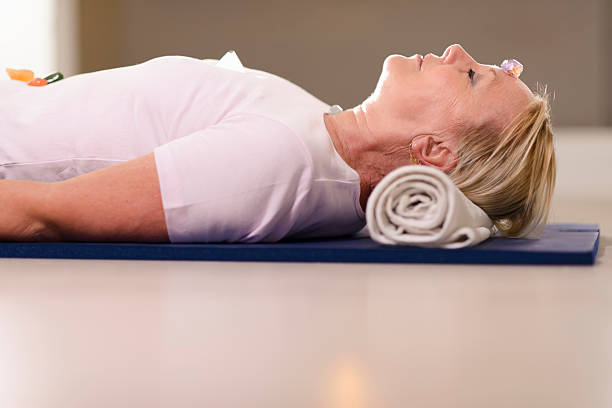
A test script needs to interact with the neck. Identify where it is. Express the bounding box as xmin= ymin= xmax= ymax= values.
xmin=323 ymin=105 xmax=381 ymax=213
